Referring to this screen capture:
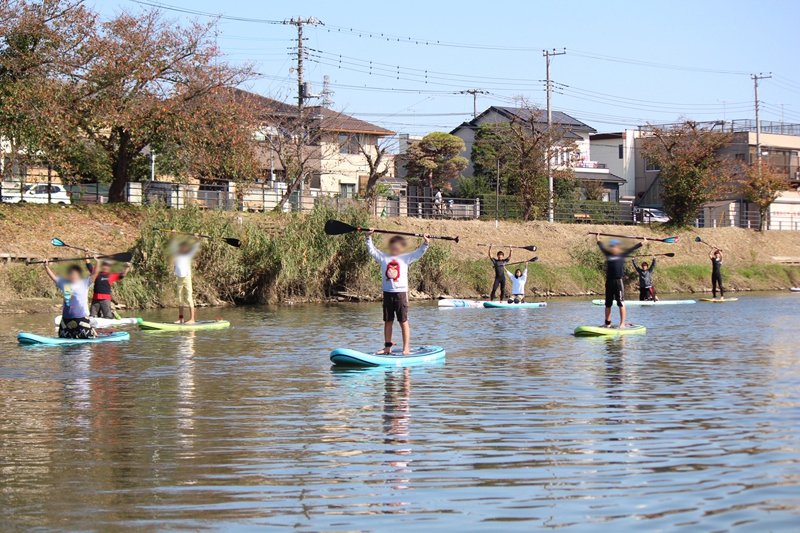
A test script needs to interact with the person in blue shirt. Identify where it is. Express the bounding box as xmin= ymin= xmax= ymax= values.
xmin=44 ymin=257 xmax=101 ymax=338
